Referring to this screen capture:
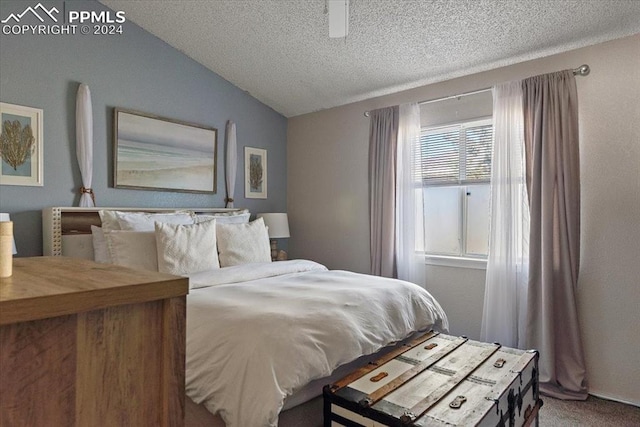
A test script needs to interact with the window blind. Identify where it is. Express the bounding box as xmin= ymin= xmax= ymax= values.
xmin=414 ymin=119 xmax=493 ymax=185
